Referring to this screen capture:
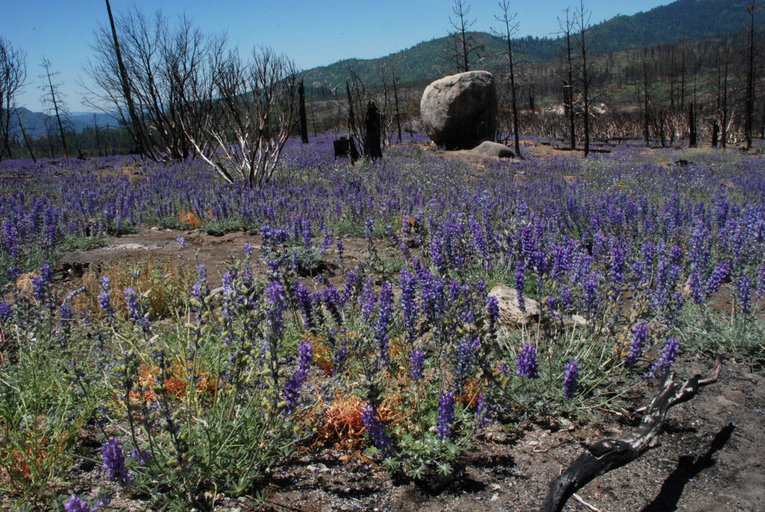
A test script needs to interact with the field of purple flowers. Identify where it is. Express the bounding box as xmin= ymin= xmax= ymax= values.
xmin=0 ymin=135 xmax=763 ymax=510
